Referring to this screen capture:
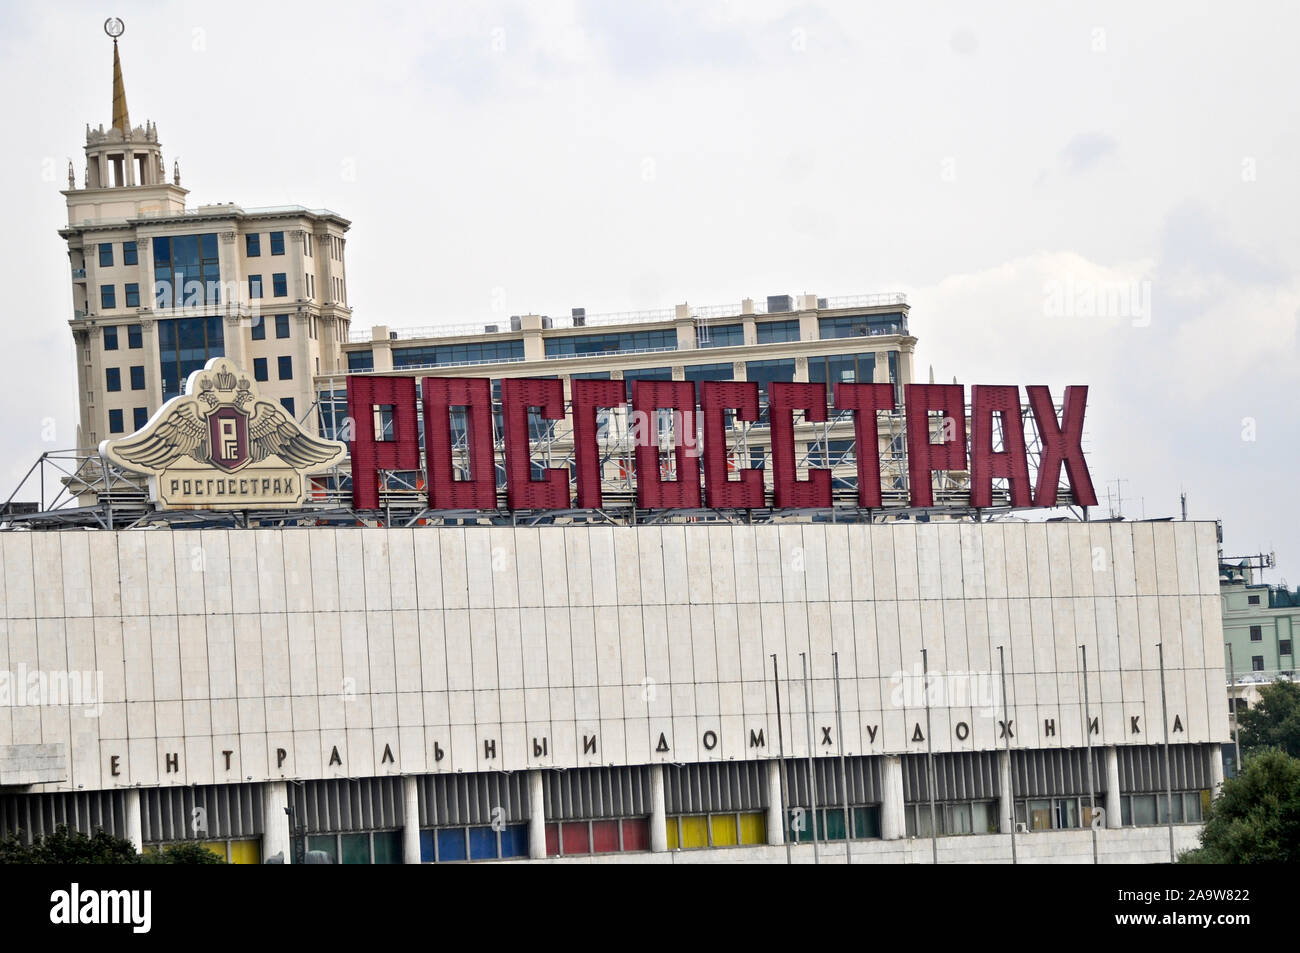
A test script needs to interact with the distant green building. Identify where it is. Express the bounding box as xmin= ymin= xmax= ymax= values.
xmin=1220 ymin=562 xmax=1298 ymax=678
